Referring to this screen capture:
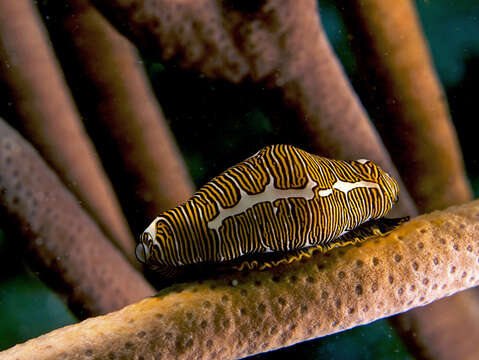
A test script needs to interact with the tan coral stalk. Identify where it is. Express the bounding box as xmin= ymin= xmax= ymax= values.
xmin=265 ymin=1 xmax=416 ymax=218
xmin=0 ymin=0 xmax=136 ymax=265
xmin=391 ymin=293 xmax=479 ymax=360
xmin=48 ymin=0 xmax=194 ymax=233
xmin=0 ymin=118 xmax=155 ymax=317
xmin=337 ymin=0 xmax=472 ymax=213
xmin=90 ymin=0 xmax=417 ymax=217
xmin=336 ymin=2 xmax=476 ymax=359
xmin=3 ymin=198 xmax=479 ymax=359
